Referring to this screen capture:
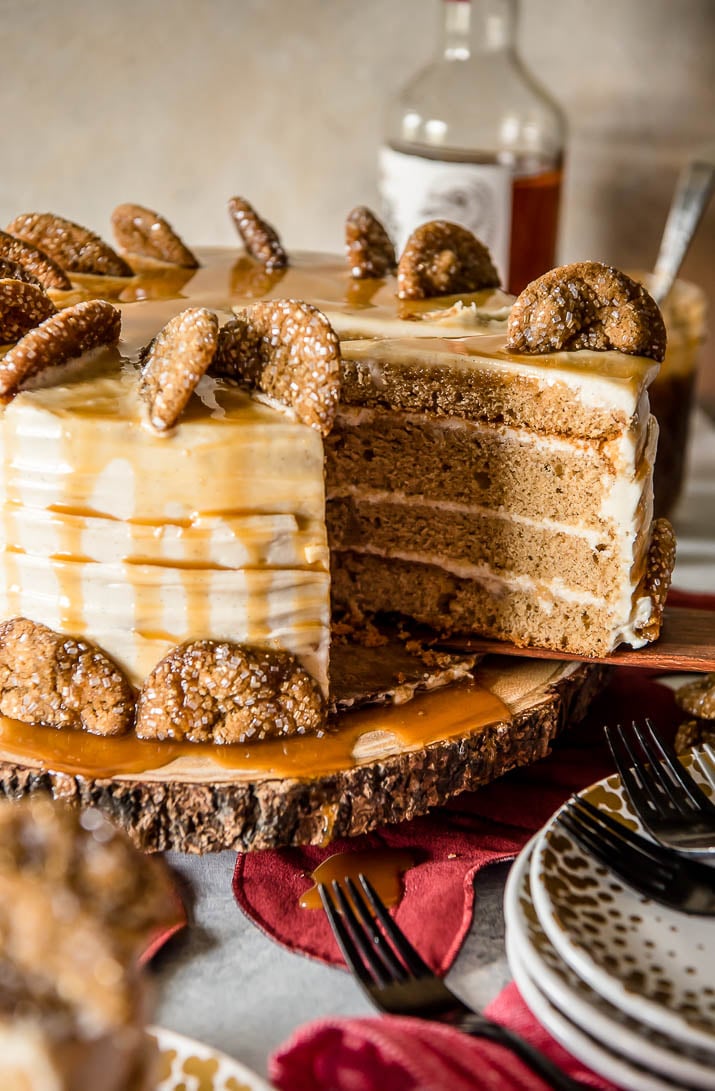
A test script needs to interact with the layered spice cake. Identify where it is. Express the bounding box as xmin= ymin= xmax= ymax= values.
xmin=0 ymin=202 xmax=673 ymax=753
